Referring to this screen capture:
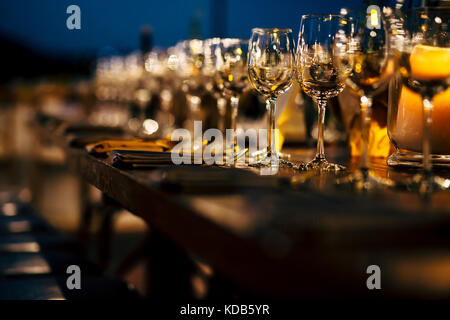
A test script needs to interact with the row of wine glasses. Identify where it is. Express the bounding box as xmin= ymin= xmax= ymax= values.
xmin=248 ymin=6 xmax=449 ymax=194
xmin=335 ymin=5 xmax=450 ymax=192
xmin=94 ymin=38 xmax=253 ymax=159
xmin=172 ymin=38 xmax=250 ymax=159
xmin=247 ymin=19 xmax=350 ymax=171
xmin=92 ymin=5 xmax=449 ymax=193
